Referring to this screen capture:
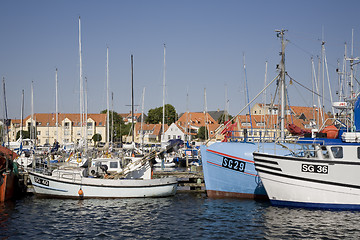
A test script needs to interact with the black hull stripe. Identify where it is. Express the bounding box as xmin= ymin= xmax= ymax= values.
xmin=256 ymin=168 xmax=360 ymax=190
xmin=254 ymin=152 xmax=360 ymax=165
xmin=254 ymin=163 xmax=282 ymax=172
xmin=253 ymin=158 xmax=279 ymax=165
xmin=29 ymin=172 xmax=176 ymax=189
